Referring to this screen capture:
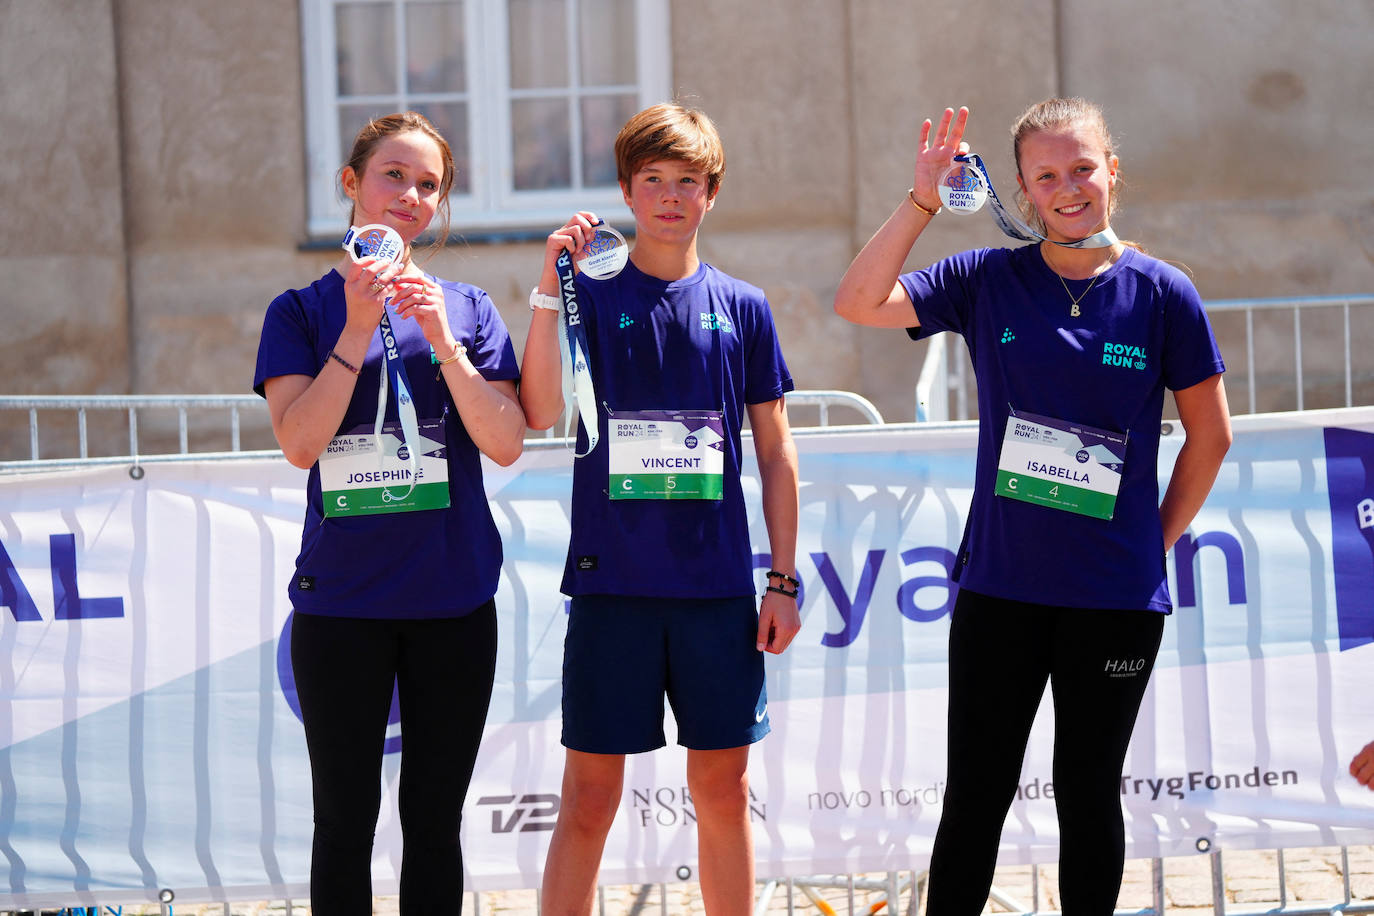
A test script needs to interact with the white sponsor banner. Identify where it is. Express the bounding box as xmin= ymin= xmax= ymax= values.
xmin=2 ymin=408 xmax=1373 ymax=906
